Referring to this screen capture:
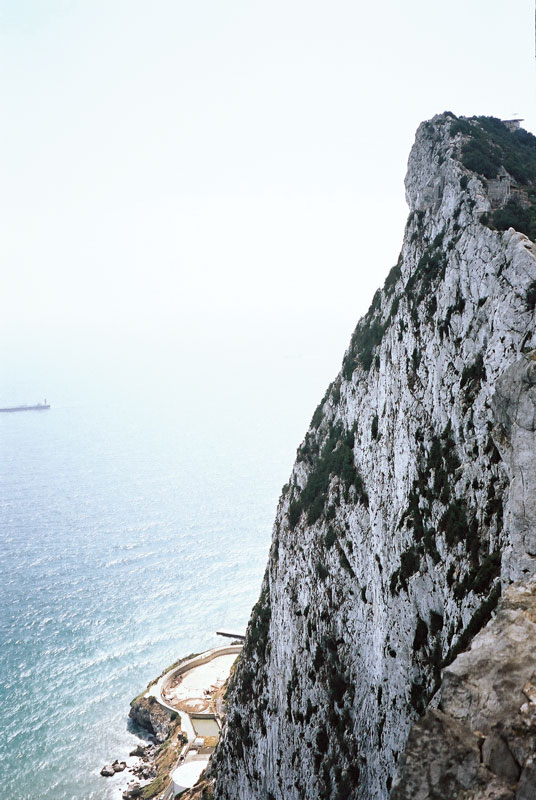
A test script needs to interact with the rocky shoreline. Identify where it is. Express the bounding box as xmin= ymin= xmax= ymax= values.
xmin=101 ymin=645 xmax=241 ymax=798
xmin=102 ymin=647 xmax=235 ymax=800
xmin=101 ymin=691 xmax=187 ymax=799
